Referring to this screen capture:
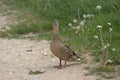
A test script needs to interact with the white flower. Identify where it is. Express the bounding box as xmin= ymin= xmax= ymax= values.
xmin=107 ymin=59 xmax=113 ymax=63
xmin=108 ymin=22 xmax=112 ymax=26
xmin=83 ymin=19 xmax=86 ymax=23
xmin=76 ymin=26 xmax=80 ymax=30
xmin=68 ymin=23 xmax=72 ymax=27
xmin=94 ymin=35 xmax=98 ymax=39
xmin=109 ymin=27 xmax=112 ymax=32
xmin=86 ymin=14 xmax=91 ymax=18
xmin=106 ymin=43 xmax=110 ymax=47
xmin=106 ymin=59 xmax=113 ymax=64
xmin=72 ymin=26 xmax=76 ymax=29
xmin=83 ymin=14 xmax=87 ymax=19
xmin=97 ymin=25 xmax=102 ymax=29
xmin=80 ymin=21 xmax=84 ymax=25
xmin=96 ymin=5 xmax=102 ymax=10
xmin=73 ymin=19 xmax=77 ymax=23
xmin=112 ymin=48 xmax=116 ymax=51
